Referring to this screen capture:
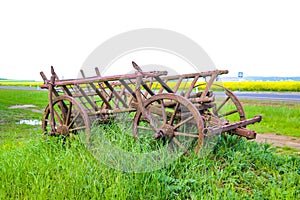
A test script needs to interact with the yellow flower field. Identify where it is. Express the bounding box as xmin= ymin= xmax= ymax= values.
xmin=0 ymin=81 xmax=42 ymax=87
xmin=1 ymin=80 xmax=299 ymax=92
xmin=222 ymin=81 xmax=300 ymax=92
xmin=152 ymin=81 xmax=300 ymax=92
